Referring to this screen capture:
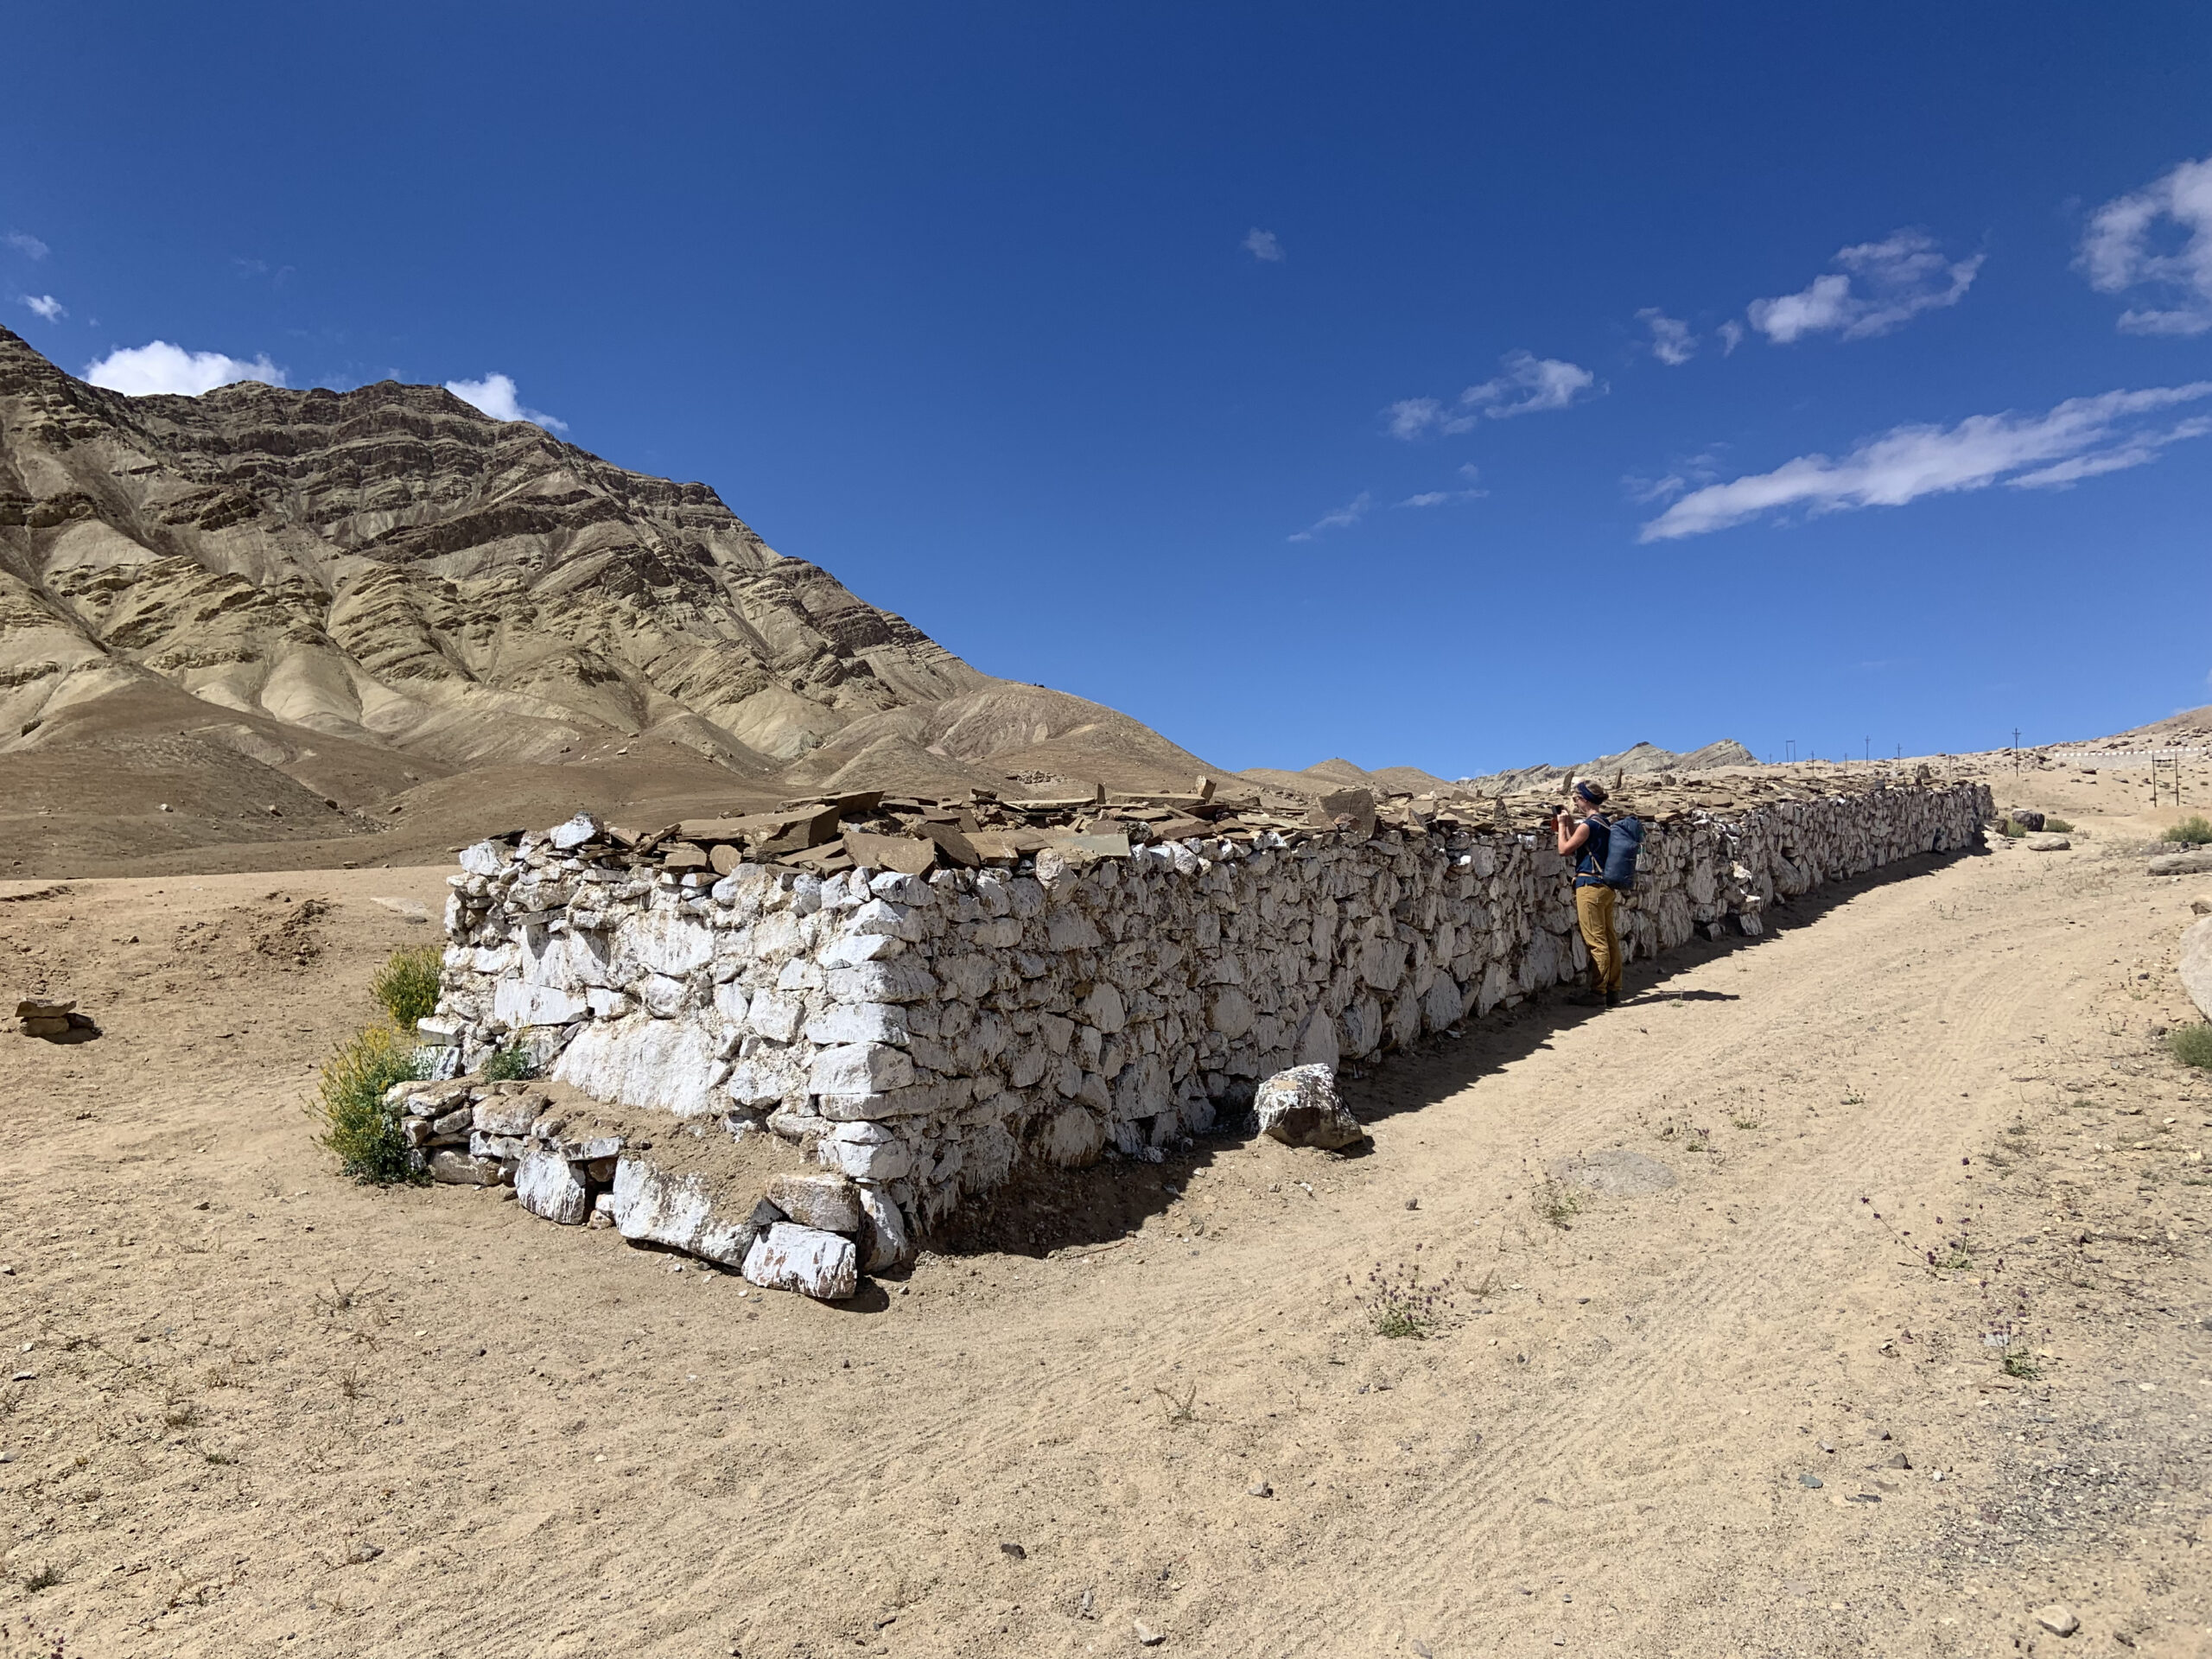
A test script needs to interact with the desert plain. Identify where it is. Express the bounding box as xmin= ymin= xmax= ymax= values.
xmin=3 ymin=752 xmax=2210 ymax=1659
